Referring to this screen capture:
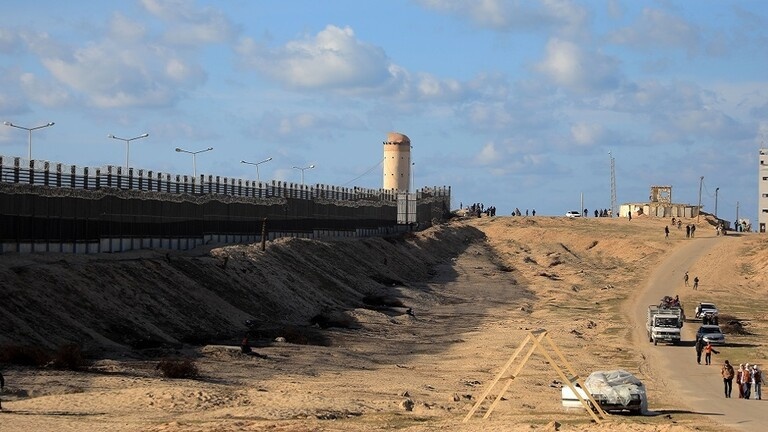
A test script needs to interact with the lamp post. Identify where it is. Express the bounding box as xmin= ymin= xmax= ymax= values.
xmin=108 ymin=133 xmax=149 ymax=170
xmin=714 ymin=187 xmax=719 ymax=218
xmin=4 ymin=121 xmax=55 ymax=160
xmin=175 ymin=147 xmax=213 ymax=178
xmin=240 ymin=157 xmax=272 ymax=182
xmin=697 ymin=176 xmax=704 ymax=222
xmin=292 ymin=164 xmax=315 ymax=186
